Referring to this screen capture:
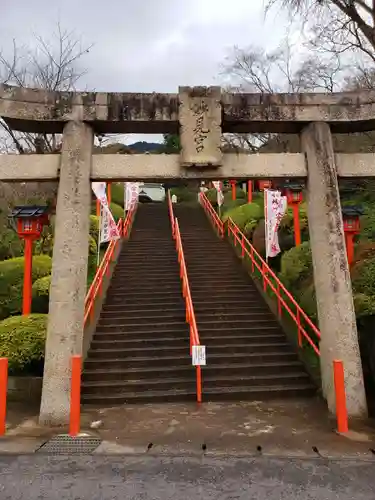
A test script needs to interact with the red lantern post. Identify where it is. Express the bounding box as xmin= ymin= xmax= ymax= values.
xmin=230 ymin=180 xmax=236 ymax=201
xmin=9 ymin=206 xmax=50 ymax=315
xmin=107 ymin=183 xmax=112 ymax=205
xmin=342 ymin=206 xmax=363 ymax=266
xmin=247 ymin=180 xmax=253 ymax=203
xmin=284 ymin=185 xmax=303 ymax=247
